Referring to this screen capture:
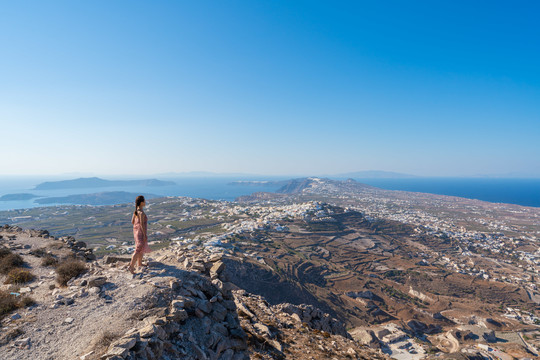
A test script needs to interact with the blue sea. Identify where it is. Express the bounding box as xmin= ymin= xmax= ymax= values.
xmin=0 ymin=177 xmax=285 ymax=211
xmin=0 ymin=176 xmax=539 ymax=211
xmin=354 ymin=177 xmax=540 ymax=208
